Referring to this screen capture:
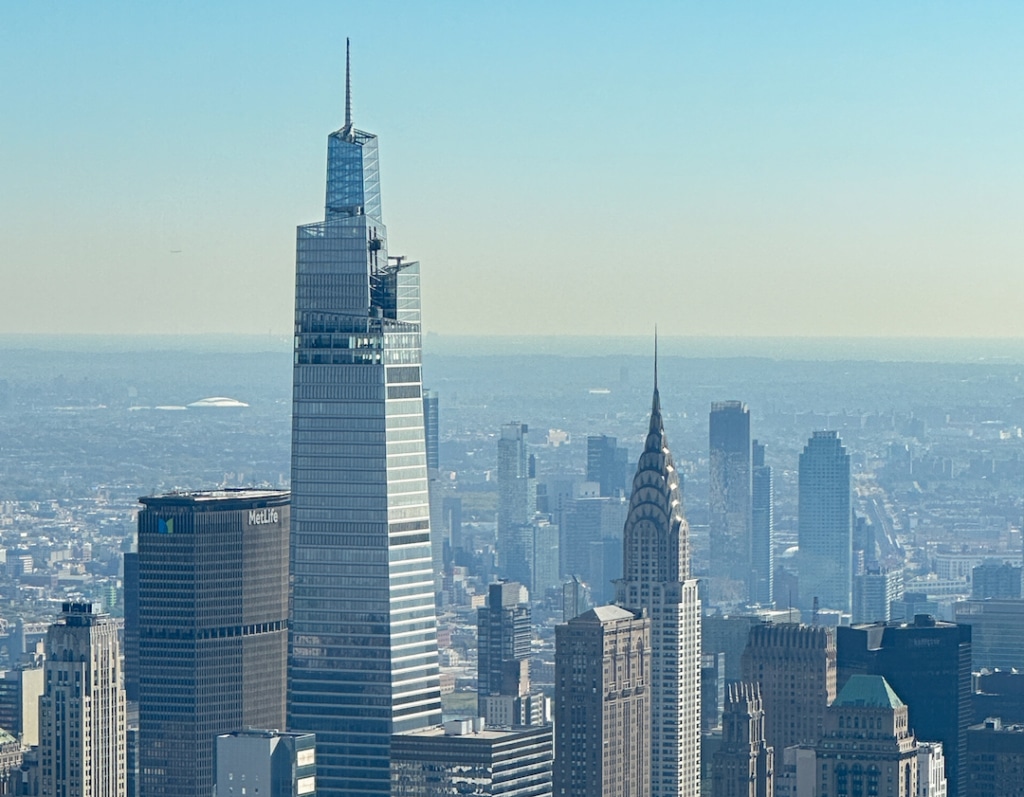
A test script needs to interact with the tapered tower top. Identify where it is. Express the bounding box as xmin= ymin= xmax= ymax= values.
xmin=617 ymin=339 xmax=690 ymax=593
